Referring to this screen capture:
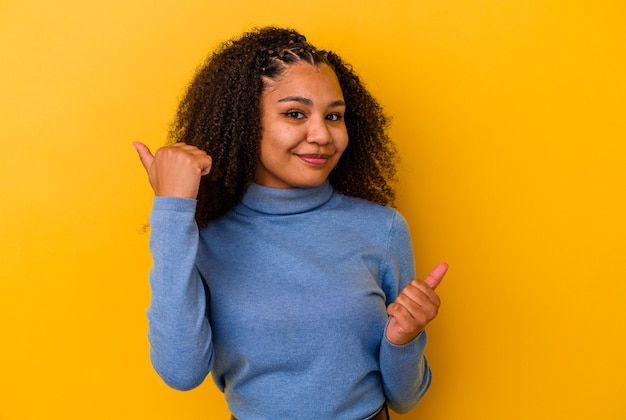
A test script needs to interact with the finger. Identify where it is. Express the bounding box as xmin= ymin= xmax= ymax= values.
xmin=387 ymin=301 xmax=403 ymax=318
xmin=386 ymin=302 xmax=429 ymax=344
xmin=424 ymin=262 xmax=448 ymax=290
xmin=133 ymin=142 xmax=154 ymax=172
xmin=403 ymin=281 xmax=441 ymax=308
xmin=168 ymin=143 xmax=212 ymax=176
xmin=395 ymin=284 xmax=440 ymax=318
xmin=387 ymin=303 xmax=415 ymax=330
xmin=197 ymin=154 xmax=213 ymax=176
